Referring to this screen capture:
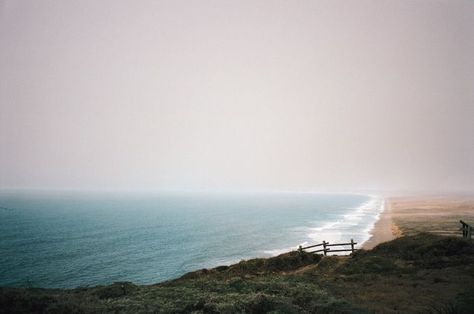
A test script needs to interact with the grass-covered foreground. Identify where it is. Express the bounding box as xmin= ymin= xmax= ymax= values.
xmin=1 ymin=234 xmax=474 ymax=313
